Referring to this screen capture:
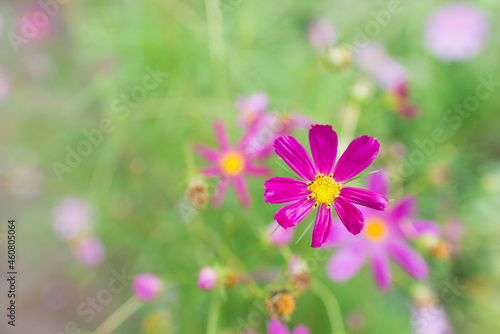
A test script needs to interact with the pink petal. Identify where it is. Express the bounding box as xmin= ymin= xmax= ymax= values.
xmin=333 ymin=196 xmax=364 ymax=235
xmin=274 ymin=135 xmax=317 ymax=181
xmin=311 ymin=205 xmax=332 ymax=248
xmin=327 ymin=244 xmax=365 ymax=281
xmin=233 ymin=175 xmax=251 ymax=208
xmin=194 ymin=144 xmax=219 ymax=162
xmin=292 ymin=325 xmax=310 ymax=334
xmin=211 ymin=177 xmax=230 ymax=207
xmin=411 ymin=220 xmax=442 ymax=237
xmin=264 ymin=177 xmax=310 ymax=204
xmin=323 ymin=219 xmax=357 ymax=247
xmin=274 ymin=198 xmax=315 ymax=228
xmin=200 ymin=166 xmax=220 ymax=177
xmin=389 ymin=196 xmax=417 ymax=222
xmin=340 ymin=187 xmax=388 ymax=211
xmin=367 ymin=170 xmax=389 ymax=197
xmin=308 ymin=124 xmax=338 ymax=175
xmin=333 ymin=135 xmax=380 ymax=183
xmin=388 ymin=239 xmax=429 ymax=279
xmin=245 ymin=164 xmax=272 ymax=177
xmin=268 ymin=221 xmax=295 ymax=246
xmin=370 ymin=249 xmax=392 ymax=291
xmin=267 ymin=318 xmax=290 ymax=334
xmin=214 ymin=120 xmax=231 ymax=151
